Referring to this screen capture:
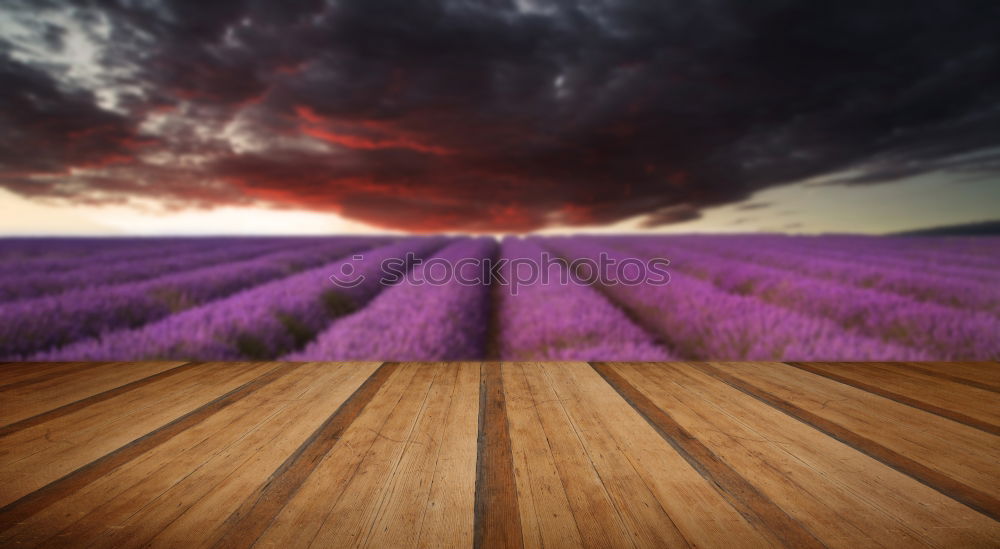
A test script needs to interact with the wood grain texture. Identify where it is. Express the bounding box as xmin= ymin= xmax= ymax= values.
xmin=871 ymin=361 xmax=1000 ymax=393
xmin=554 ymin=363 xmax=772 ymax=548
xmin=474 ymin=363 xmax=522 ymax=549
xmin=503 ymin=362 xmax=584 ymax=549
xmin=304 ymin=363 xmax=441 ymax=549
xmin=695 ymin=362 xmax=1000 ymax=522
xmin=613 ymin=362 xmax=1000 ymax=547
xmin=248 ymin=361 xmax=424 ymax=548
xmin=0 ymin=361 xmax=997 ymax=548
xmin=0 ymin=361 xmax=195 ymax=437
xmin=0 ymin=363 xmax=100 ymax=390
xmin=593 ymin=362 xmax=825 ymax=548
xmin=209 ymin=361 xmax=396 ymax=549
xmin=899 ymin=361 xmax=1000 ymax=392
xmin=786 ymin=361 xmax=1000 ymax=435
xmin=0 ymin=363 xmax=287 ymax=520
xmin=505 ymin=362 xmax=637 ymax=548
xmin=14 ymin=363 xmax=318 ymax=547
xmin=416 ymin=363 xmax=480 ymax=547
